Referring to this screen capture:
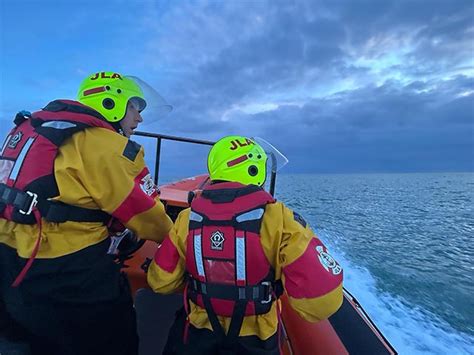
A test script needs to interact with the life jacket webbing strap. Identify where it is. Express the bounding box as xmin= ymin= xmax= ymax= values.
xmin=201 ymin=293 xmax=248 ymax=349
xmin=189 ymin=277 xmax=276 ymax=303
xmin=0 ymin=185 xmax=38 ymax=215
xmin=275 ymin=295 xmax=283 ymax=355
xmin=202 ymin=294 xmax=226 ymax=339
xmin=182 ymin=281 xmax=191 ymax=344
xmin=11 ymin=208 xmax=42 ymax=287
xmin=37 ymin=199 xmax=110 ymax=224
xmin=225 ymin=300 xmax=247 ymax=345
xmin=0 ymin=184 xmax=110 ymax=224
